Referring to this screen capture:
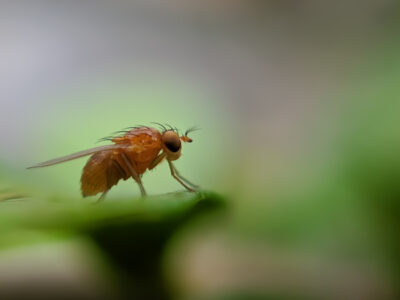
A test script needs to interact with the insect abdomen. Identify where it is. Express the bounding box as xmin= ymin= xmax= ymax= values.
xmin=80 ymin=151 xmax=127 ymax=197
